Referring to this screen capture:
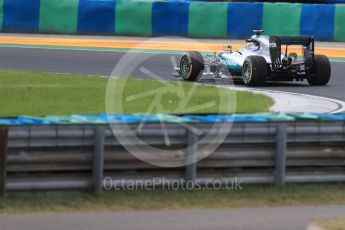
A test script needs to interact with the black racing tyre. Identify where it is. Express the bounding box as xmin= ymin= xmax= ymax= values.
xmin=242 ymin=56 xmax=267 ymax=86
xmin=307 ymin=54 xmax=331 ymax=86
xmin=179 ymin=51 xmax=204 ymax=82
